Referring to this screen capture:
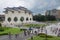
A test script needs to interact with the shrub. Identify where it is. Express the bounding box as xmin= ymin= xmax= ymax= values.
xmin=0 ymin=27 xmax=10 ymax=32
xmin=0 ymin=23 xmax=2 ymax=26
xmin=0 ymin=27 xmax=4 ymax=32
xmin=47 ymin=35 xmax=53 ymax=38
xmin=38 ymin=33 xmax=53 ymax=38
xmin=0 ymin=33 xmax=8 ymax=36
xmin=20 ymin=29 xmax=26 ymax=31
xmin=24 ymin=24 xmax=46 ymax=28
